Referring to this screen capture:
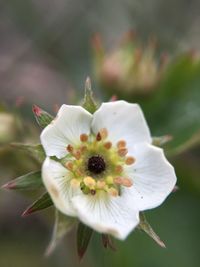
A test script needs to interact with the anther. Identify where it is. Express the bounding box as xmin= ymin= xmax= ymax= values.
xmin=80 ymin=133 xmax=88 ymax=142
xmin=74 ymin=150 xmax=81 ymax=160
xmin=83 ymin=176 xmax=96 ymax=189
xmin=97 ymin=180 xmax=106 ymax=189
xmin=66 ymin=144 xmax=74 ymax=153
xmin=70 ymin=179 xmax=80 ymax=188
xmin=115 ymin=165 xmax=123 ymax=174
xmin=104 ymin=141 xmax=112 ymax=150
xmin=108 ymin=187 xmax=118 ymax=197
xmin=99 ymin=128 xmax=108 ymax=139
xmin=125 ymin=156 xmax=136 ymax=165
xmin=114 ymin=177 xmax=133 ymax=187
xmin=96 ymin=132 xmax=102 ymax=141
xmin=80 ymin=145 xmax=87 ymax=153
xmin=90 ymin=189 xmax=96 ymax=195
xmin=117 ymin=140 xmax=126 ymax=149
xmin=65 ymin=161 xmax=73 ymax=171
xmin=118 ymin=148 xmax=128 ymax=157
